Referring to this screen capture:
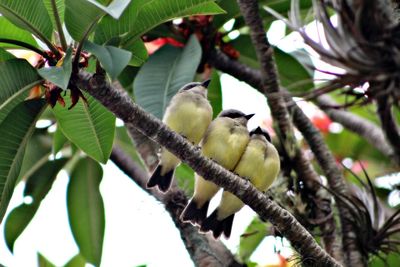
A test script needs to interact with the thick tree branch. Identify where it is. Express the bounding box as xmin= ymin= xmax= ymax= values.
xmin=110 ymin=146 xmax=242 ymax=267
xmin=73 ymin=71 xmax=341 ymax=267
xmin=376 ymin=95 xmax=400 ymax=163
xmin=208 ymin=47 xmax=366 ymax=266
xmin=235 ymin=0 xmax=347 ymax=262
xmin=316 ymin=95 xmax=399 ymax=165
